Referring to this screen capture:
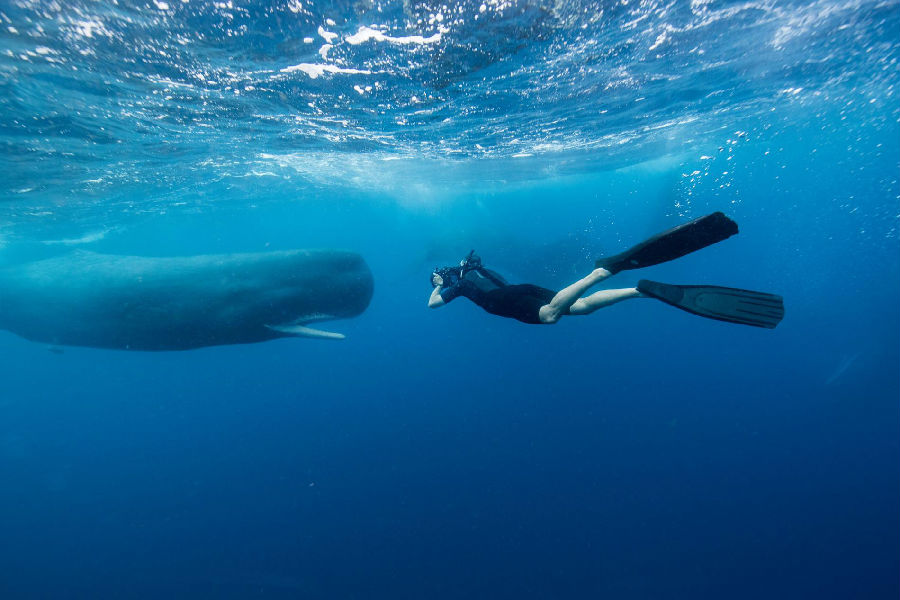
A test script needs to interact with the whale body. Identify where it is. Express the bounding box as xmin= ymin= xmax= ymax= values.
xmin=0 ymin=249 xmax=373 ymax=350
